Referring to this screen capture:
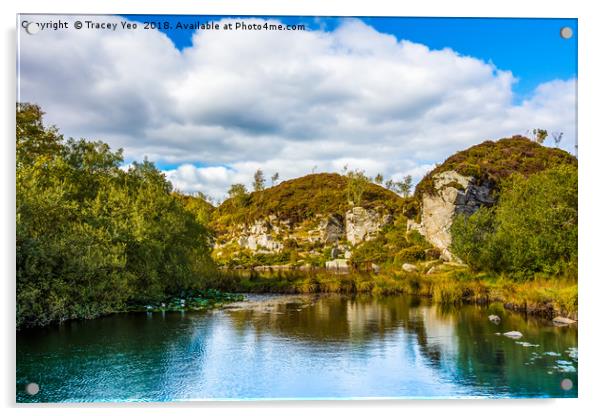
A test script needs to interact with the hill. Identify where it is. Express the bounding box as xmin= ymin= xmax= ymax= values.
xmin=415 ymin=135 xmax=577 ymax=198
xmin=209 ymin=173 xmax=416 ymax=268
xmin=409 ymin=136 xmax=577 ymax=261
xmin=213 ymin=172 xmax=404 ymax=231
